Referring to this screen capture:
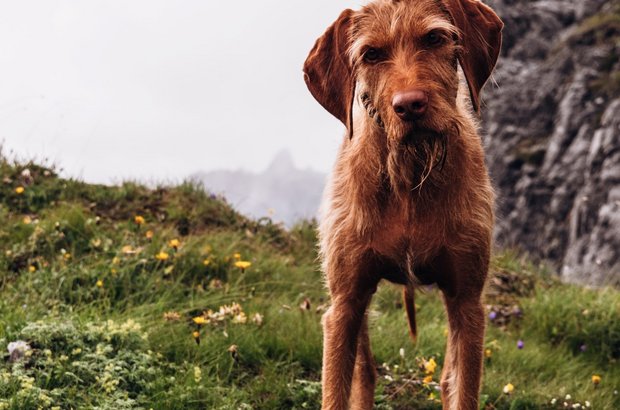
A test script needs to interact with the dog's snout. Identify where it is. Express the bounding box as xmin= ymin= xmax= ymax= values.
xmin=392 ymin=89 xmax=429 ymax=120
